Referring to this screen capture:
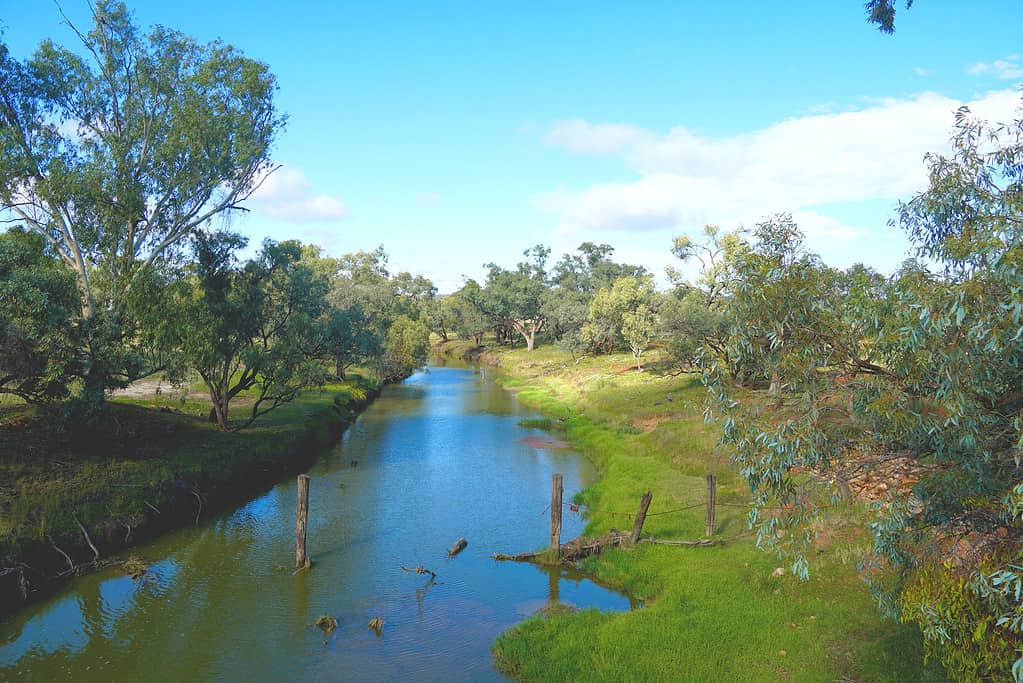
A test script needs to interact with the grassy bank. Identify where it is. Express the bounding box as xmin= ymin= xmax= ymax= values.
xmin=439 ymin=340 xmax=943 ymax=681
xmin=0 ymin=374 xmax=380 ymax=614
